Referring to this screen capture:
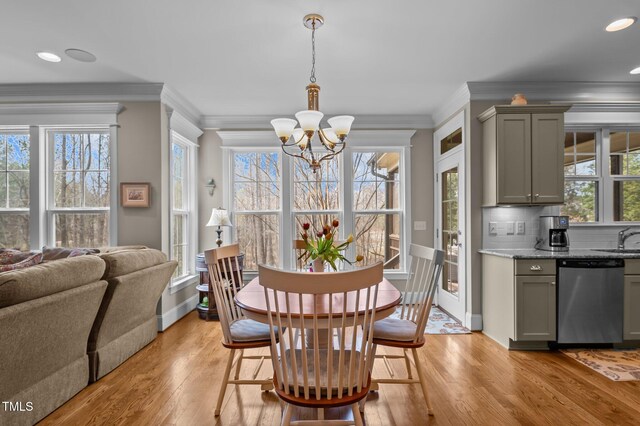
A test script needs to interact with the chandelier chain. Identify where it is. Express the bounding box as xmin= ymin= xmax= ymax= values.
xmin=310 ymin=20 xmax=316 ymax=83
